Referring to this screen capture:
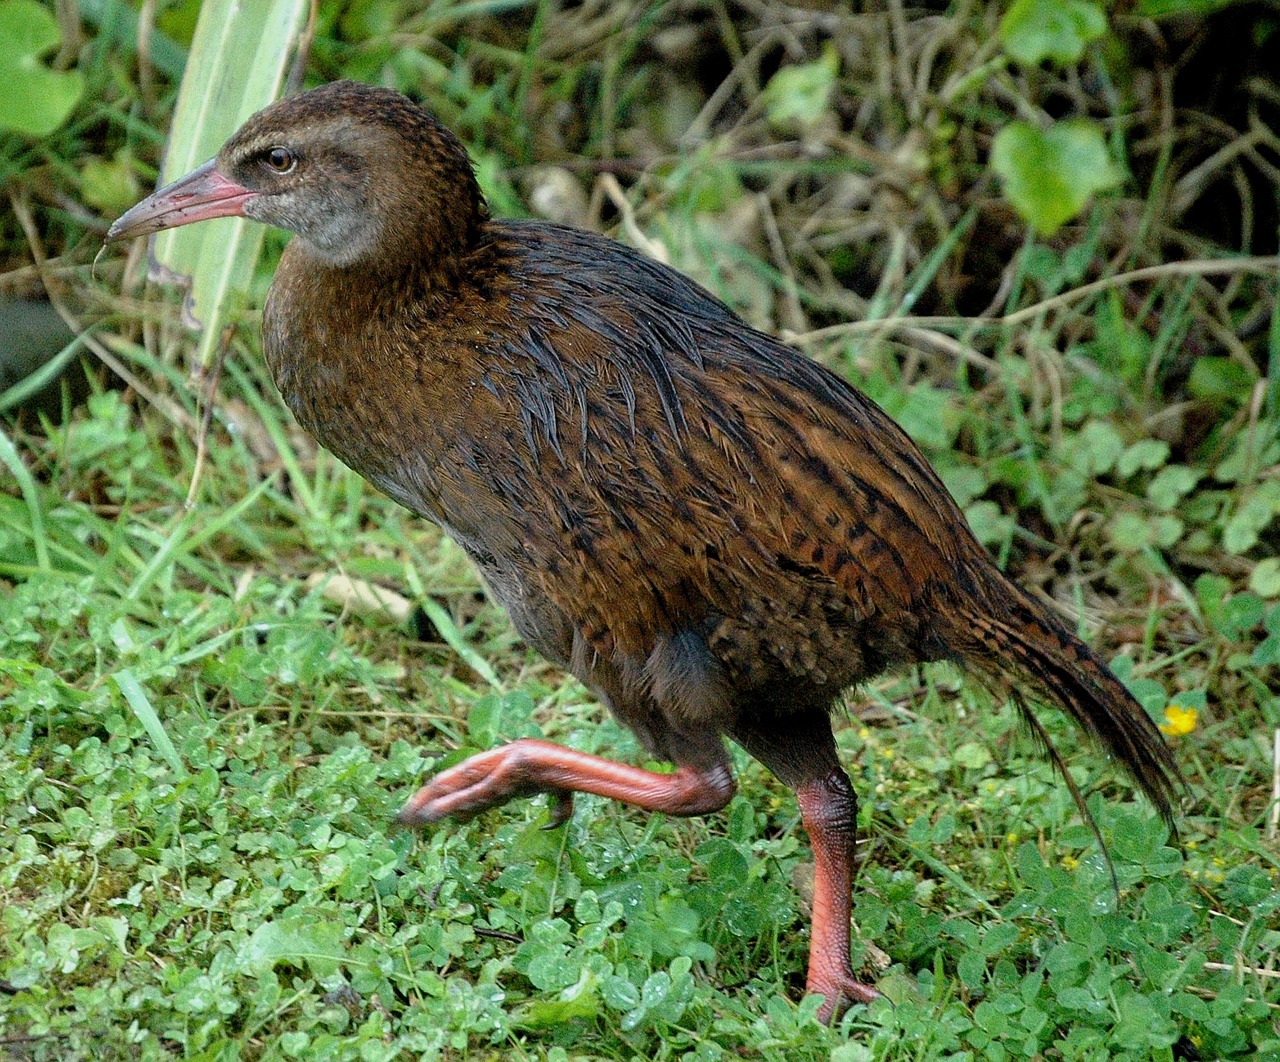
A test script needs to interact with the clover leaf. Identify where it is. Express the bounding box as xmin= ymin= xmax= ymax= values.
xmin=1000 ymin=0 xmax=1108 ymax=67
